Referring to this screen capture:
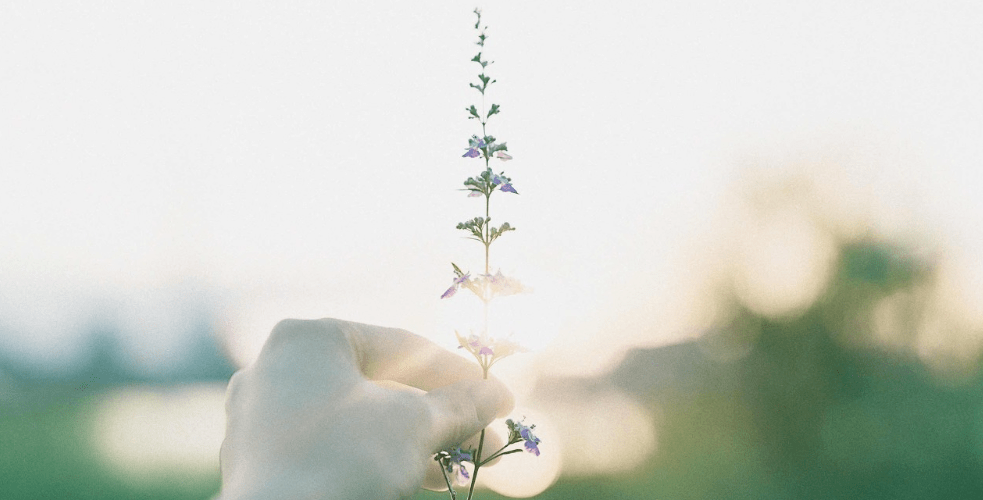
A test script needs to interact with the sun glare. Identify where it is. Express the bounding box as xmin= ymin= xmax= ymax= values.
xmin=437 ymin=282 xmax=566 ymax=354
xmin=478 ymin=408 xmax=562 ymax=498
xmin=730 ymin=207 xmax=836 ymax=317
xmin=531 ymin=387 xmax=657 ymax=477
